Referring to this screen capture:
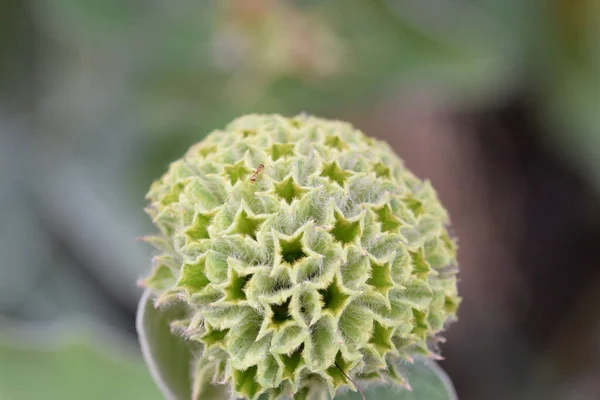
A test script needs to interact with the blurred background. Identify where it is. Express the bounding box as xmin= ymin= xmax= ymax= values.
xmin=1 ymin=0 xmax=599 ymax=399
